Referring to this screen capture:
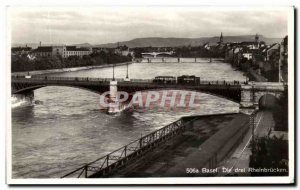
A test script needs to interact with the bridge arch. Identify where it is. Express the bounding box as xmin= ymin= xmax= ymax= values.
xmin=254 ymin=91 xmax=281 ymax=103
xmin=120 ymin=87 xmax=241 ymax=104
xmin=141 ymin=53 xmax=155 ymax=58
xmin=155 ymin=53 xmax=172 ymax=57
xmin=12 ymin=84 xmax=109 ymax=96
xmin=258 ymin=94 xmax=279 ymax=110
